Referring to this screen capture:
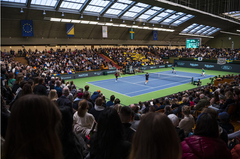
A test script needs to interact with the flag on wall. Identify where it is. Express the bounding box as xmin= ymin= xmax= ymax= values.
xmin=198 ymin=57 xmax=203 ymax=61
xmin=66 ymin=23 xmax=74 ymax=37
xmin=102 ymin=26 xmax=108 ymax=38
xmin=226 ymin=59 xmax=233 ymax=63
xmin=194 ymin=57 xmax=198 ymax=60
xmin=21 ymin=20 xmax=34 ymax=37
xmin=153 ymin=30 xmax=157 ymax=40
xmin=129 ymin=28 xmax=135 ymax=40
